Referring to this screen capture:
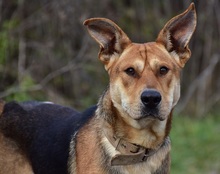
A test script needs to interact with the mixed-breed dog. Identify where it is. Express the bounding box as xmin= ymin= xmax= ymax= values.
xmin=0 ymin=3 xmax=196 ymax=174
